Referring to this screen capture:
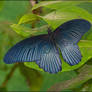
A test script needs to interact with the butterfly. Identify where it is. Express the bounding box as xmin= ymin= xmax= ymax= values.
xmin=4 ymin=19 xmax=91 ymax=73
